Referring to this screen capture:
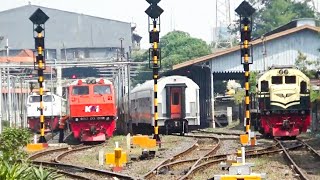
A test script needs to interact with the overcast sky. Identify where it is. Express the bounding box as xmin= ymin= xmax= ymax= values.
xmin=1 ymin=0 xmax=319 ymax=49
